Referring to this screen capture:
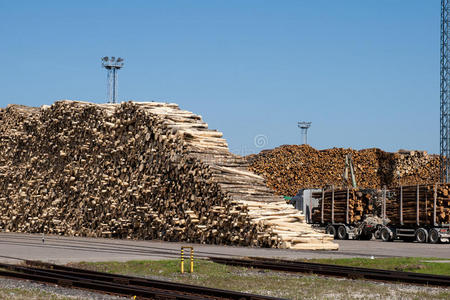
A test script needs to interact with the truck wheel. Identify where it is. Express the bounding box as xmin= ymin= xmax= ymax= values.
xmin=337 ymin=226 xmax=348 ymax=240
xmin=374 ymin=230 xmax=381 ymax=239
xmin=415 ymin=228 xmax=428 ymax=243
xmin=326 ymin=225 xmax=336 ymax=238
xmin=380 ymin=227 xmax=393 ymax=242
xmin=429 ymin=229 xmax=440 ymax=244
